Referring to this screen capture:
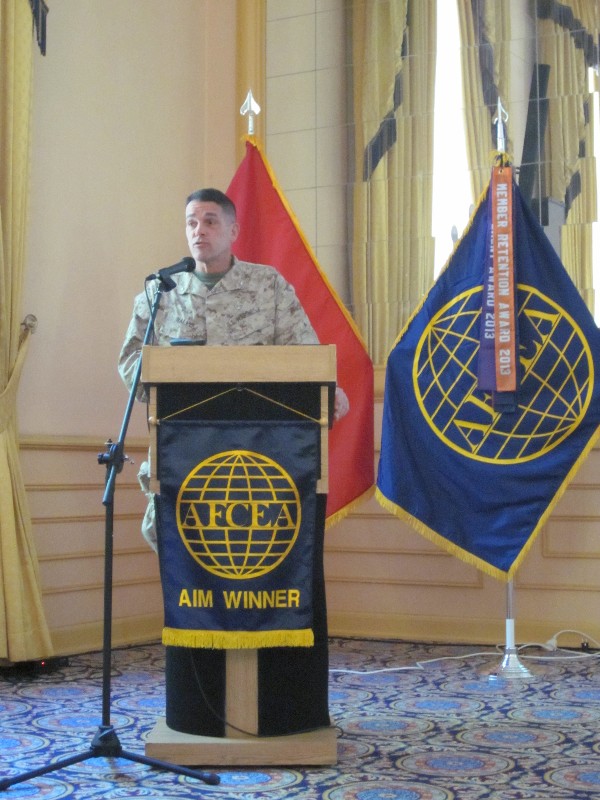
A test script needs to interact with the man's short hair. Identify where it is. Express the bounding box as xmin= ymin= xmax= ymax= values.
xmin=185 ymin=188 xmax=237 ymax=221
